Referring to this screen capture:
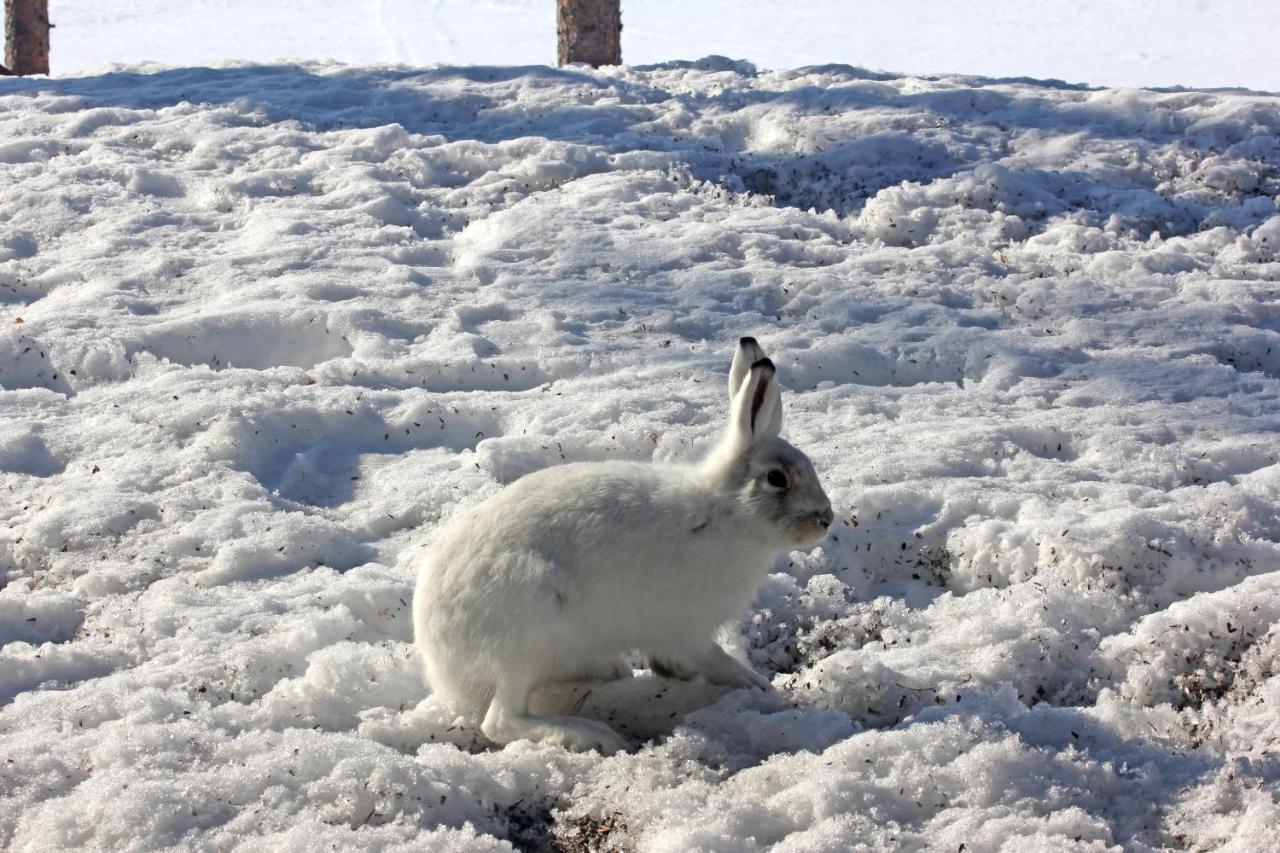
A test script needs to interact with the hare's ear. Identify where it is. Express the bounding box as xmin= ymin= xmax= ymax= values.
xmin=729 ymin=337 xmax=767 ymax=401
xmin=729 ymin=356 xmax=783 ymax=447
